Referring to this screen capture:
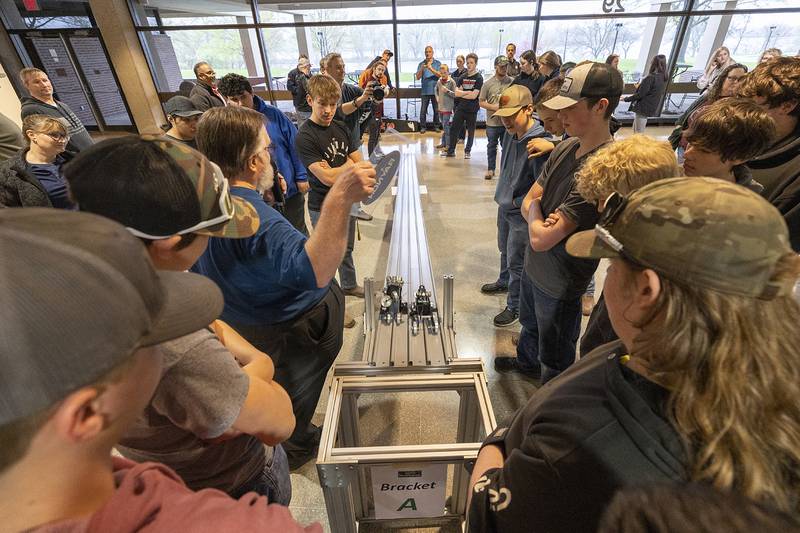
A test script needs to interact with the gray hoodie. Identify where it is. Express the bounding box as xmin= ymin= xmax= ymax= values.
xmin=494 ymin=121 xmax=547 ymax=212
xmin=20 ymin=96 xmax=93 ymax=153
